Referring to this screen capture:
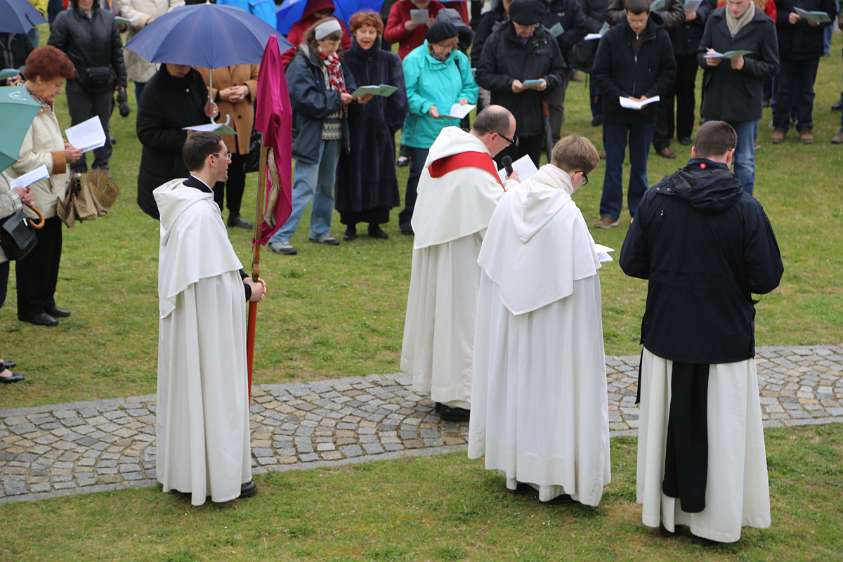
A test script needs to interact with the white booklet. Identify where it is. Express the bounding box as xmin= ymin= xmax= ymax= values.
xmin=584 ymin=22 xmax=609 ymax=40
xmin=442 ymin=103 xmax=475 ymax=120
xmin=65 ymin=116 xmax=106 ymax=153
xmin=410 ymin=8 xmax=429 ymax=24
xmin=498 ymin=154 xmax=539 ymax=183
xmin=10 ymin=165 xmax=48 ymax=189
xmin=351 ymin=84 xmax=398 ymax=98
xmin=704 ymin=49 xmax=752 ymax=60
xmin=593 ymin=243 xmax=615 ymax=263
xmin=183 ymin=122 xmax=237 ymax=135
xmin=794 ymin=7 xmax=831 ymax=24
xmin=619 ymin=95 xmax=660 ymax=110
